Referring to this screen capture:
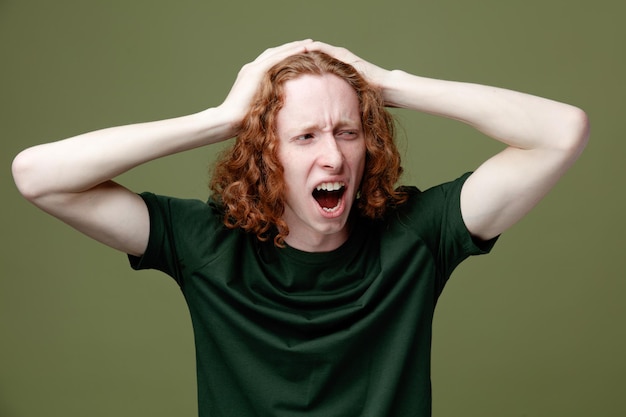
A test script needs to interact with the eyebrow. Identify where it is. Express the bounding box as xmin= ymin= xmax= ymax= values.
xmin=292 ymin=119 xmax=362 ymax=134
